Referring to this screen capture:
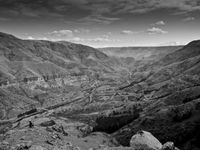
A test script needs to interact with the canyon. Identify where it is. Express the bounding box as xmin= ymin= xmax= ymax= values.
xmin=0 ymin=32 xmax=200 ymax=150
